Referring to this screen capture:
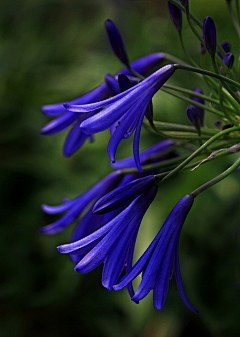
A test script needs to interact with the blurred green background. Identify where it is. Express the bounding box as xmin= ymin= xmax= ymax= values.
xmin=1 ymin=0 xmax=240 ymax=336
